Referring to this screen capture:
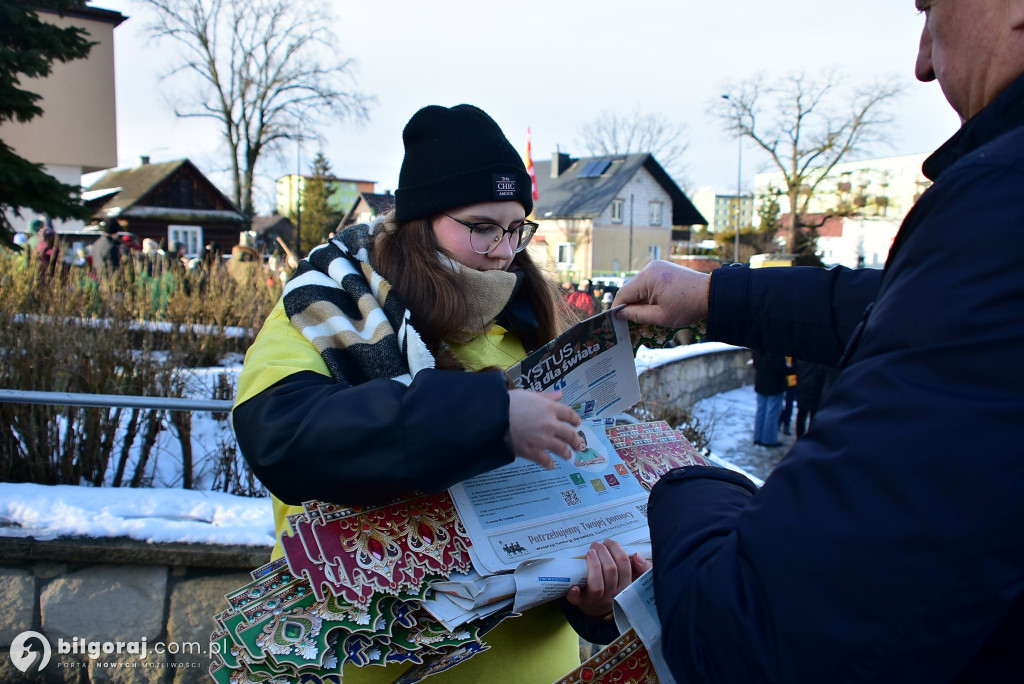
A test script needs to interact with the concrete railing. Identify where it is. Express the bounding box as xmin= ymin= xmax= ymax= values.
xmin=635 ymin=343 xmax=753 ymax=413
